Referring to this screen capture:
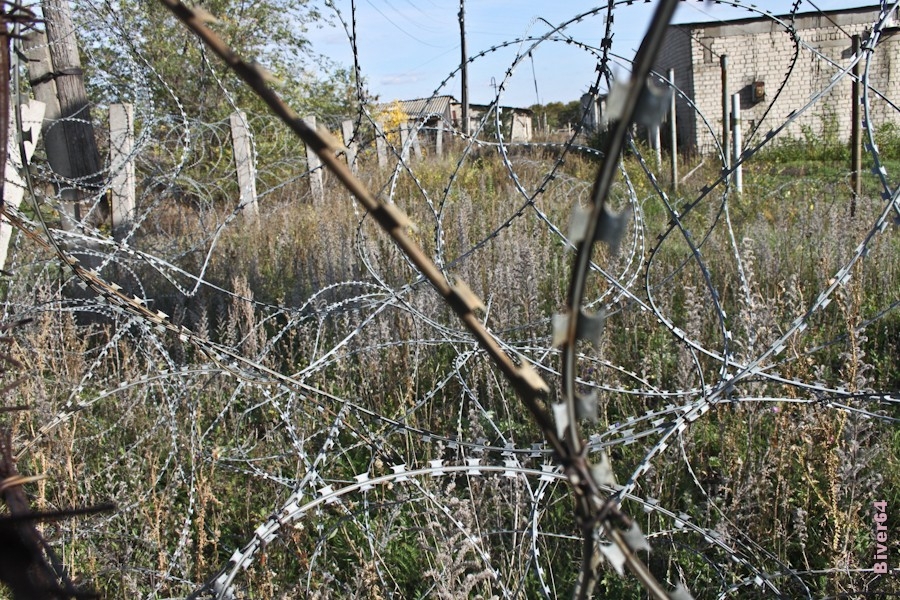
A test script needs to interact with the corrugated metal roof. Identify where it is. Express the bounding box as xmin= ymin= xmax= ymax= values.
xmin=389 ymin=95 xmax=455 ymax=119
xmin=379 ymin=95 xmax=534 ymax=120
